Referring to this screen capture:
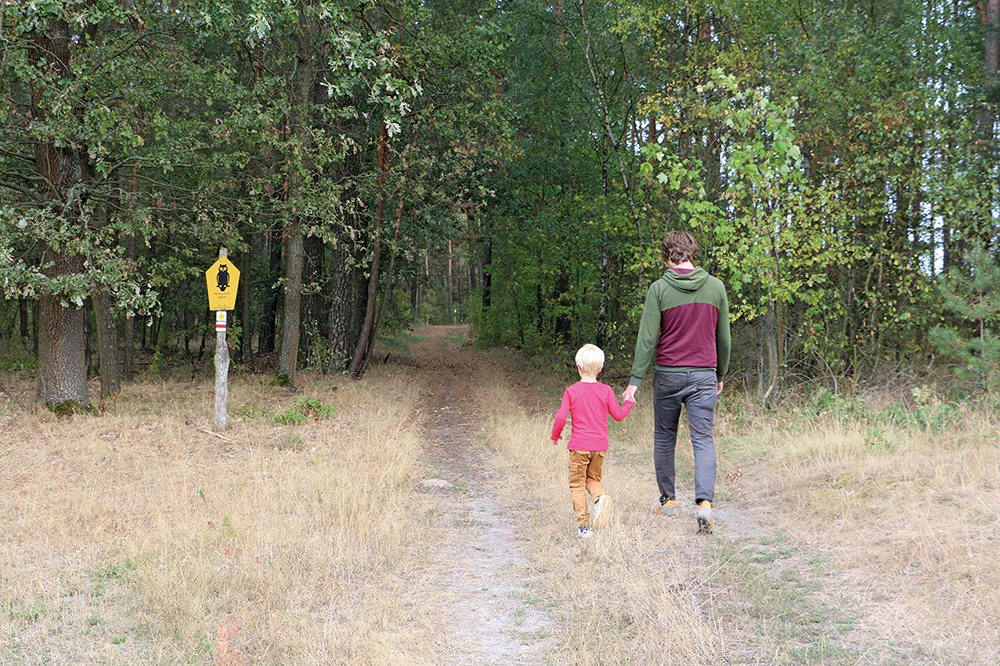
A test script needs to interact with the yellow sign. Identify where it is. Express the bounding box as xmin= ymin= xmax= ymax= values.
xmin=206 ymin=256 xmax=240 ymax=311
